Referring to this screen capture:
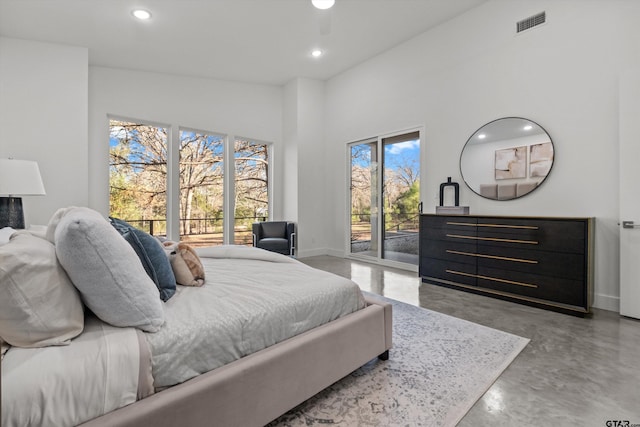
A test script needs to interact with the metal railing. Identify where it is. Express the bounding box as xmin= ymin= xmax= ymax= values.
xmin=123 ymin=216 xmax=267 ymax=247
xmin=350 ymin=211 xmax=419 ymax=242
